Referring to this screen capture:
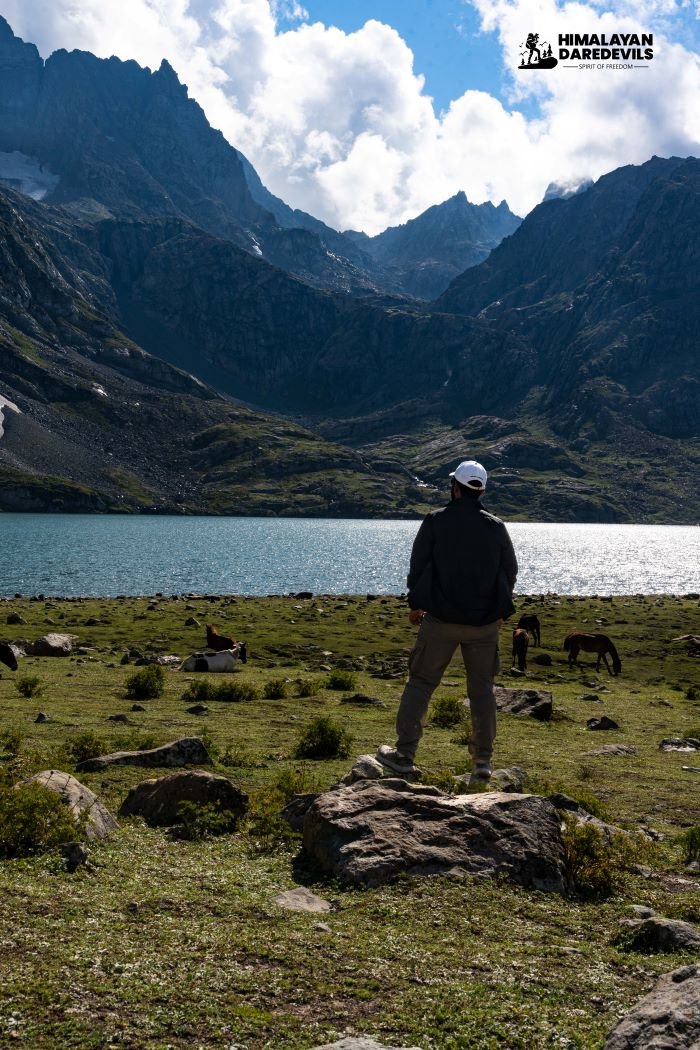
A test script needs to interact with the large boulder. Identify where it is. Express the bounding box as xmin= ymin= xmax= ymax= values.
xmin=493 ymin=686 xmax=552 ymax=721
xmin=302 ymin=779 xmax=569 ymax=892
xmin=119 ymin=770 xmax=247 ymax=826
xmin=24 ymin=770 xmax=117 ymax=840
xmin=76 ymin=737 xmax=212 ymax=773
xmin=29 ymin=633 xmax=77 ymax=656
xmin=603 ymin=964 xmax=700 ymax=1049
